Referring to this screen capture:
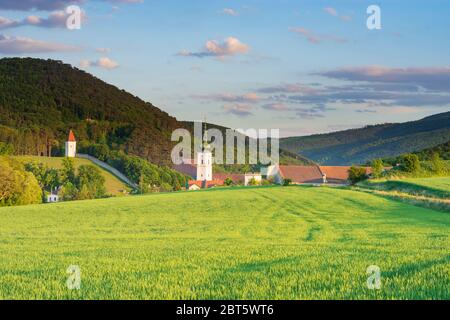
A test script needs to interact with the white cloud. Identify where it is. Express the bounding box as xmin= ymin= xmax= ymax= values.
xmin=289 ymin=27 xmax=347 ymax=44
xmin=0 ymin=10 xmax=87 ymax=30
xmin=0 ymin=0 xmax=141 ymax=11
xmin=223 ymin=104 xmax=254 ymax=116
xmin=96 ymin=47 xmax=111 ymax=54
xmin=261 ymin=103 xmax=289 ymax=111
xmin=193 ymin=92 xmax=261 ymax=103
xmin=0 ymin=16 xmax=19 ymax=29
xmin=324 ymin=7 xmax=338 ymax=17
xmin=178 ymin=37 xmax=250 ymax=59
xmin=323 ymin=7 xmax=352 ymax=22
xmin=0 ymin=34 xmax=78 ymax=53
xmin=79 ymin=57 xmax=119 ymax=70
xmin=221 ymin=8 xmax=239 ymax=16
xmin=0 ymin=0 xmax=84 ymax=11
